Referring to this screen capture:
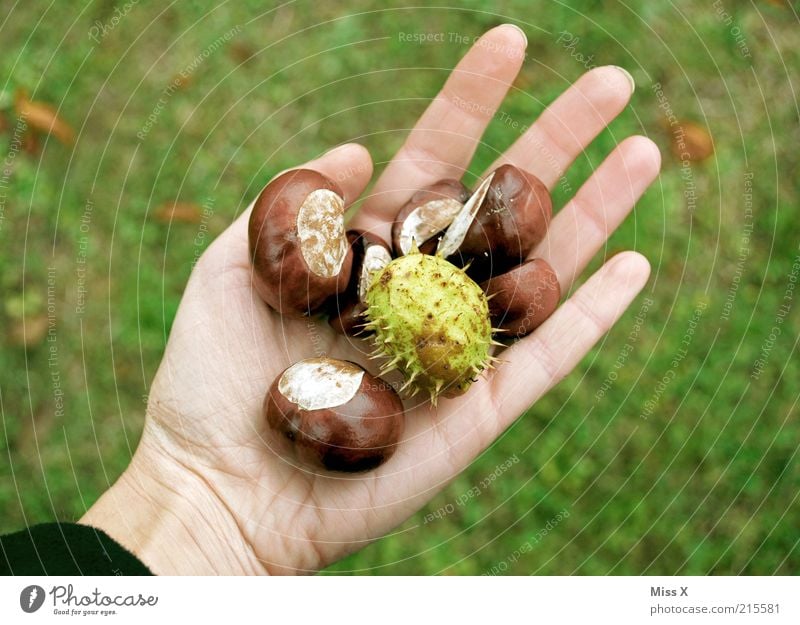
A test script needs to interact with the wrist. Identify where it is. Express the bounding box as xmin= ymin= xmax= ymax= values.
xmin=80 ymin=442 xmax=265 ymax=575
